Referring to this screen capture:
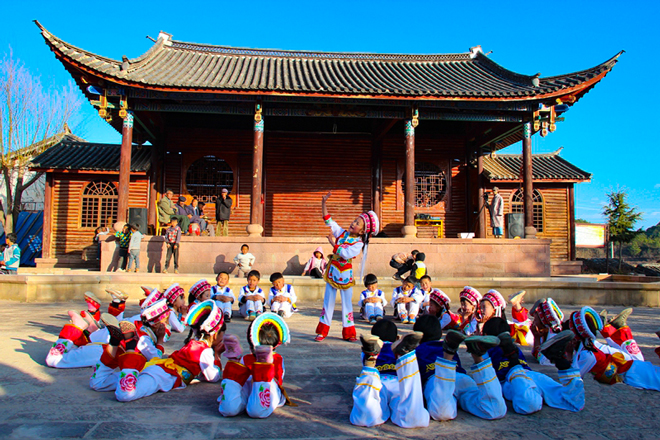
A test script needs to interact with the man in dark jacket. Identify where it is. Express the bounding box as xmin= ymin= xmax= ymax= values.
xmin=215 ymin=188 xmax=232 ymax=236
